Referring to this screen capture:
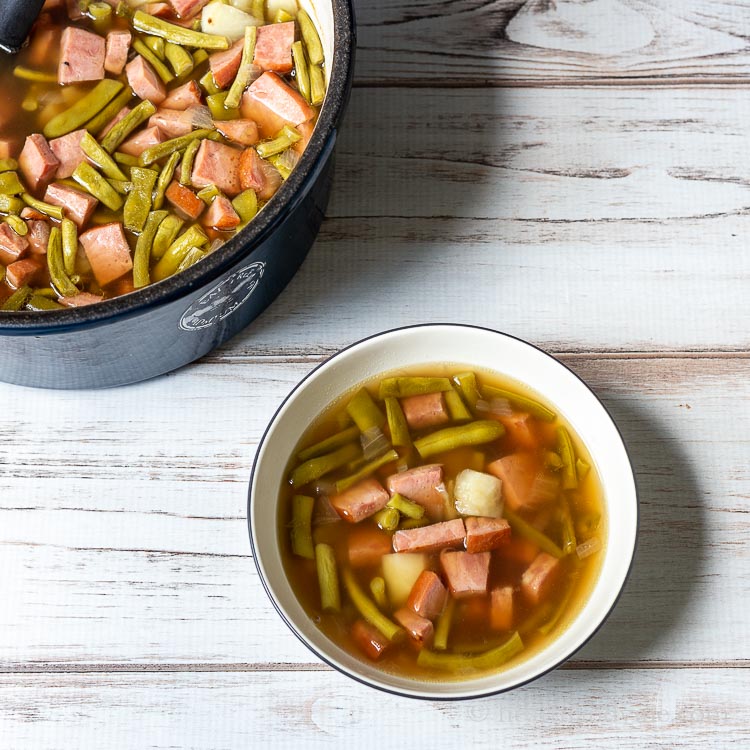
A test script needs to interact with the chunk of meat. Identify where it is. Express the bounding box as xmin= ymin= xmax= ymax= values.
xmin=170 ymin=0 xmax=210 ymax=18
xmin=162 ymin=80 xmax=203 ymax=110
xmin=240 ymin=91 xmax=286 ymax=139
xmin=253 ymin=22 xmax=295 ymax=74
xmin=165 ymin=181 xmax=204 ymax=221
xmin=58 ymin=27 xmax=105 ymax=84
xmin=44 ymin=183 xmax=98 ymax=228
xmin=79 ymin=222 xmax=132 ymax=287
xmin=347 ymin=526 xmax=393 ymax=568
xmin=0 ymin=138 xmax=18 ymax=159
xmin=238 ymin=147 xmax=281 ymax=201
xmin=244 ymin=72 xmax=315 ymax=126
xmin=209 ymin=39 xmax=244 ymax=89
xmin=386 ymin=464 xmax=446 ymax=521
xmin=392 ymin=519 xmax=465 ymax=554
xmin=119 ymin=126 xmax=164 ymax=158
xmin=105 ymin=30 xmax=131 ymax=75
xmin=19 ymin=134 xmax=60 ymax=191
xmin=292 ymin=119 xmax=315 ymax=156
xmin=0 ymin=223 xmax=30 ymax=265
xmin=149 ymin=109 xmax=195 ymax=138
xmin=216 ymin=119 xmax=259 ymax=146
xmin=191 ymin=140 xmax=242 ymax=196
xmin=490 ymin=586 xmax=514 ymax=631
xmin=203 ymin=196 xmax=240 ymax=231
xmin=400 ymin=392 xmax=451 ymax=431
xmin=487 ymin=452 xmax=541 ymax=512
xmin=5 ymin=258 xmax=44 ymax=288
xmin=464 ymin=516 xmax=511 ymax=554
xmin=26 ymin=220 xmax=51 ymax=255
xmin=521 ymin=552 xmax=561 ymax=605
xmin=351 ymin=619 xmax=391 ymax=661
xmin=440 ymin=550 xmax=490 ymax=598
xmin=59 ymin=292 xmax=104 ymax=307
xmin=495 ymin=413 xmax=537 ymax=450
xmin=329 ymin=477 xmax=389 ymax=524
xmin=126 ymin=56 xmax=167 ymax=105
xmin=496 ymin=537 xmax=540 ymax=565
xmin=49 ymin=129 xmax=87 ymax=179
xmin=407 ymin=570 xmax=448 ymax=621
xmin=393 ymin=608 xmax=434 ymax=648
